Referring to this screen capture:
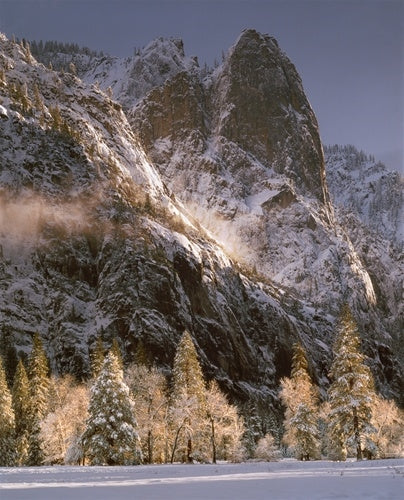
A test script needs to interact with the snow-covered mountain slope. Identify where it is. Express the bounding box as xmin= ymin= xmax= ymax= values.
xmin=32 ymin=37 xmax=198 ymax=111
xmin=125 ymin=30 xmax=374 ymax=311
xmin=75 ymin=29 xmax=402 ymax=397
xmin=324 ymin=145 xmax=403 ymax=386
xmin=124 ymin=29 xmax=402 ymax=339
xmin=0 ymin=34 xmax=340 ymax=407
xmin=325 ymin=145 xmax=403 ymax=245
xmin=0 ymin=33 xmax=402 ymax=404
